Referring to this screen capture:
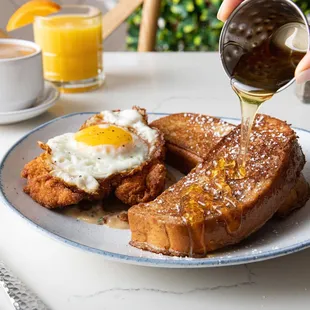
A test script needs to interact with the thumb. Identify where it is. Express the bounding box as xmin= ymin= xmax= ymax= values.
xmin=217 ymin=0 xmax=244 ymax=22
xmin=295 ymin=51 xmax=310 ymax=84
